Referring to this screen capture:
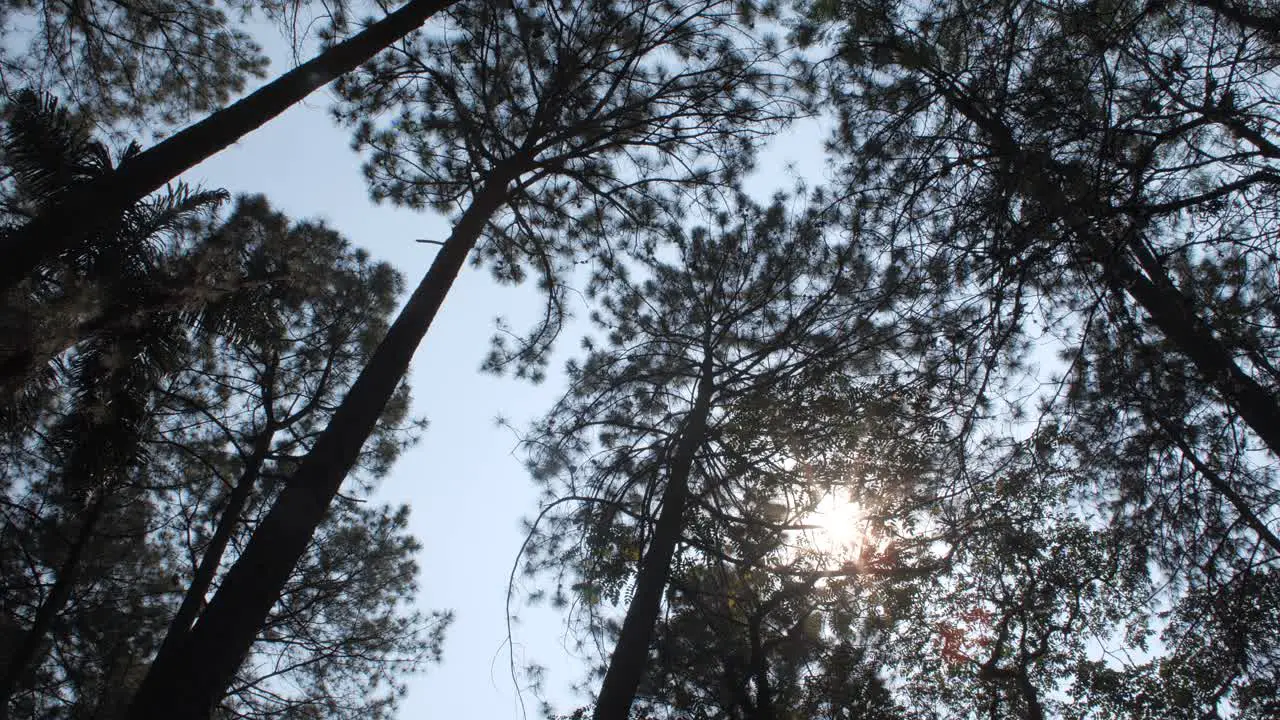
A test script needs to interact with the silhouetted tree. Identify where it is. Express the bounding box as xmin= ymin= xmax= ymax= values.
xmin=634 ymin=502 xmax=903 ymax=720
xmin=519 ymin=196 xmax=931 ymax=720
xmin=0 ymin=0 xmax=465 ymax=295
xmin=797 ymin=0 xmax=1280 ymax=711
xmin=127 ymin=3 xmax=795 ymax=715
xmin=0 ymin=196 xmax=446 ymax=719
xmin=0 ymin=92 xmax=237 ymax=403
xmin=0 ymin=0 xmax=267 ymax=127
